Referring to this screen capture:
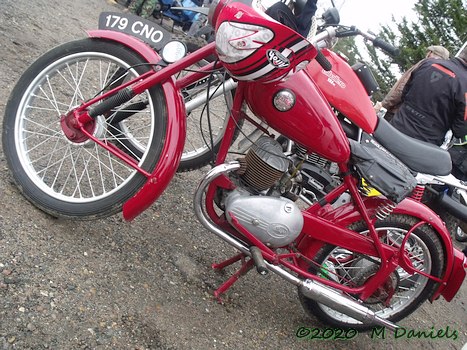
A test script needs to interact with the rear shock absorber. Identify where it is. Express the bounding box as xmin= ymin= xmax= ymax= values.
xmin=375 ymin=201 xmax=397 ymax=221
xmin=410 ymin=184 xmax=425 ymax=202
